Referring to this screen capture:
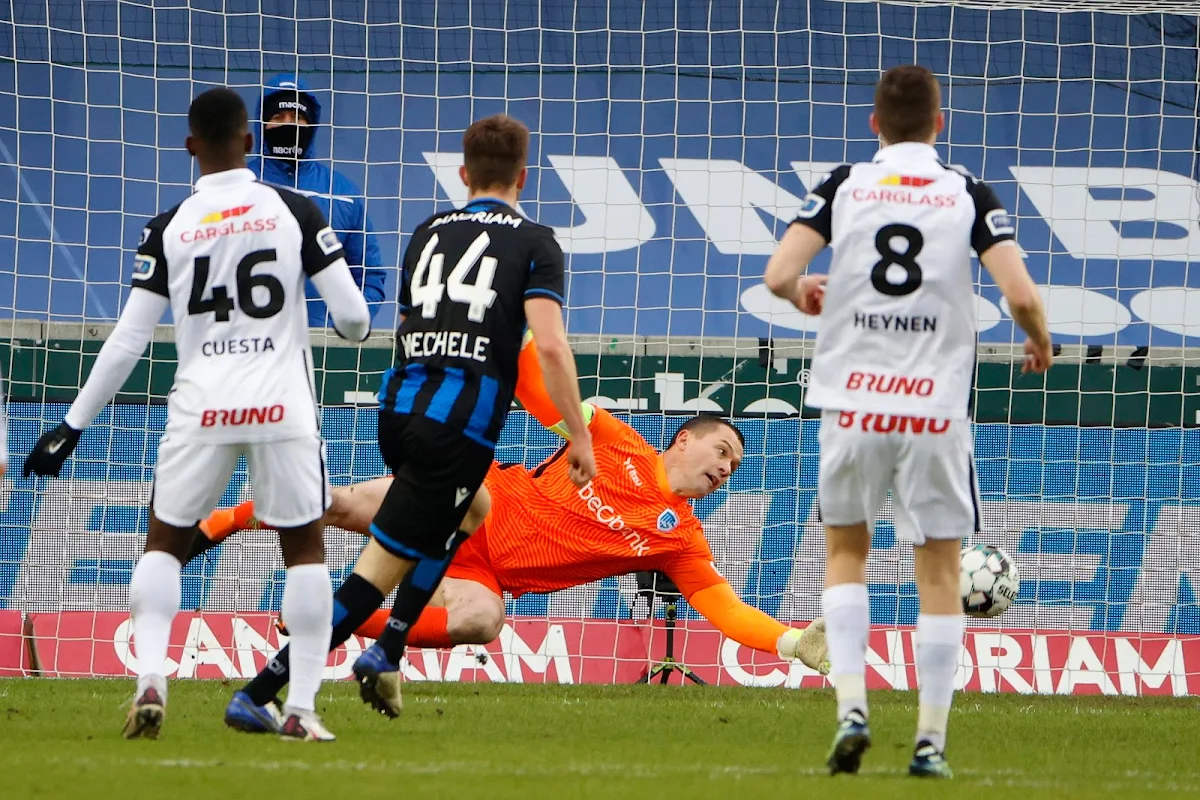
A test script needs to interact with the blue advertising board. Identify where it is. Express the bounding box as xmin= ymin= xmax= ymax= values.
xmin=2 ymin=404 xmax=1198 ymax=635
